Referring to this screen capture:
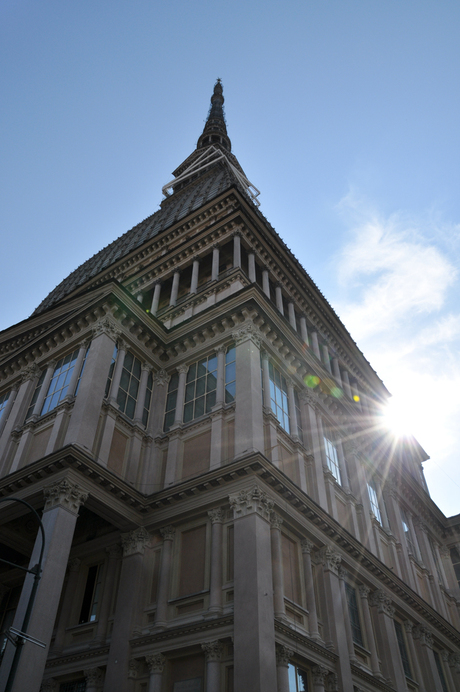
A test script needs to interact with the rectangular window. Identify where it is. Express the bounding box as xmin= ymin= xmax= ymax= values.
xmin=400 ymin=507 xmax=416 ymax=556
xmin=178 ymin=525 xmax=206 ymax=597
xmin=282 ymin=534 xmax=302 ymax=605
xmin=429 ymin=537 xmax=444 ymax=585
xmin=268 ymin=361 xmax=290 ymax=433
xmin=367 ymin=480 xmax=382 ymax=524
xmin=25 ymin=370 xmax=45 ymax=421
xmin=74 ymin=346 xmax=89 ymax=396
xmin=345 ymin=583 xmax=364 ymax=646
xmin=142 ymin=371 xmax=153 ymax=426
xmin=323 ymin=436 xmax=341 ymax=484
xmin=79 ymin=564 xmax=102 ymax=624
xmin=288 ymin=663 xmax=309 ymax=691
xmin=450 ymin=547 xmax=460 ymax=588
xmin=41 ymin=349 xmax=80 ymax=416
xmin=225 ymin=345 xmax=236 ymax=403
xmin=0 ymin=391 xmax=10 ymax=422
xmin=394 ymin=620 xmax=412 ymax=678
xmin=433 ymin=650 xmax=449 ymax=692
xmin=104 ymin=345 xmax=118 ymax=397
xmin=164 ymin=371 xmax=179 ymax=432
xmin=294 ymin=390 xmax=304 ymax=444
xmin=117 ymin=351 xmax=141 ymax=419
xmin=184 ymin=354 xmax=218 ymax=423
